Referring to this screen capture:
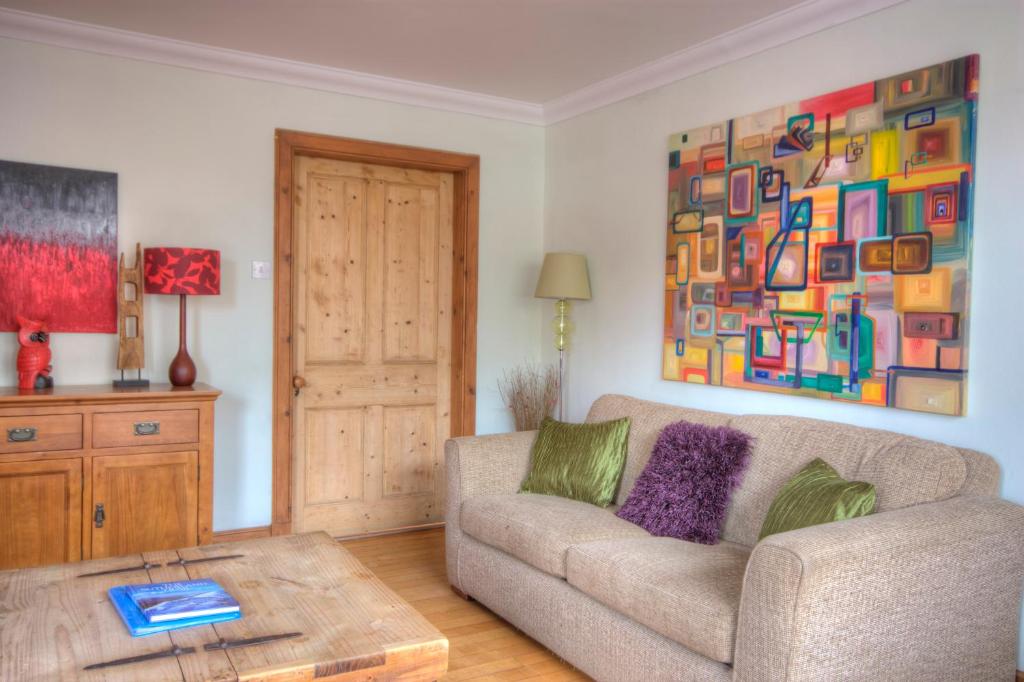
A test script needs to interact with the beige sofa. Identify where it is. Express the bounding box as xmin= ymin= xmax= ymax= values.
xmin=445 ymin=394 xmax=1024 ymax=681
